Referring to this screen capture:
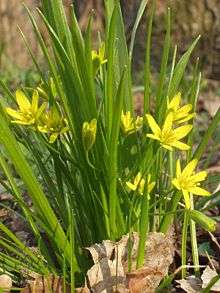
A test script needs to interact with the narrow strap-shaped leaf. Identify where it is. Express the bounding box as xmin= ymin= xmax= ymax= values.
xmin=0 ymin=103 xmax=79 ymax=270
